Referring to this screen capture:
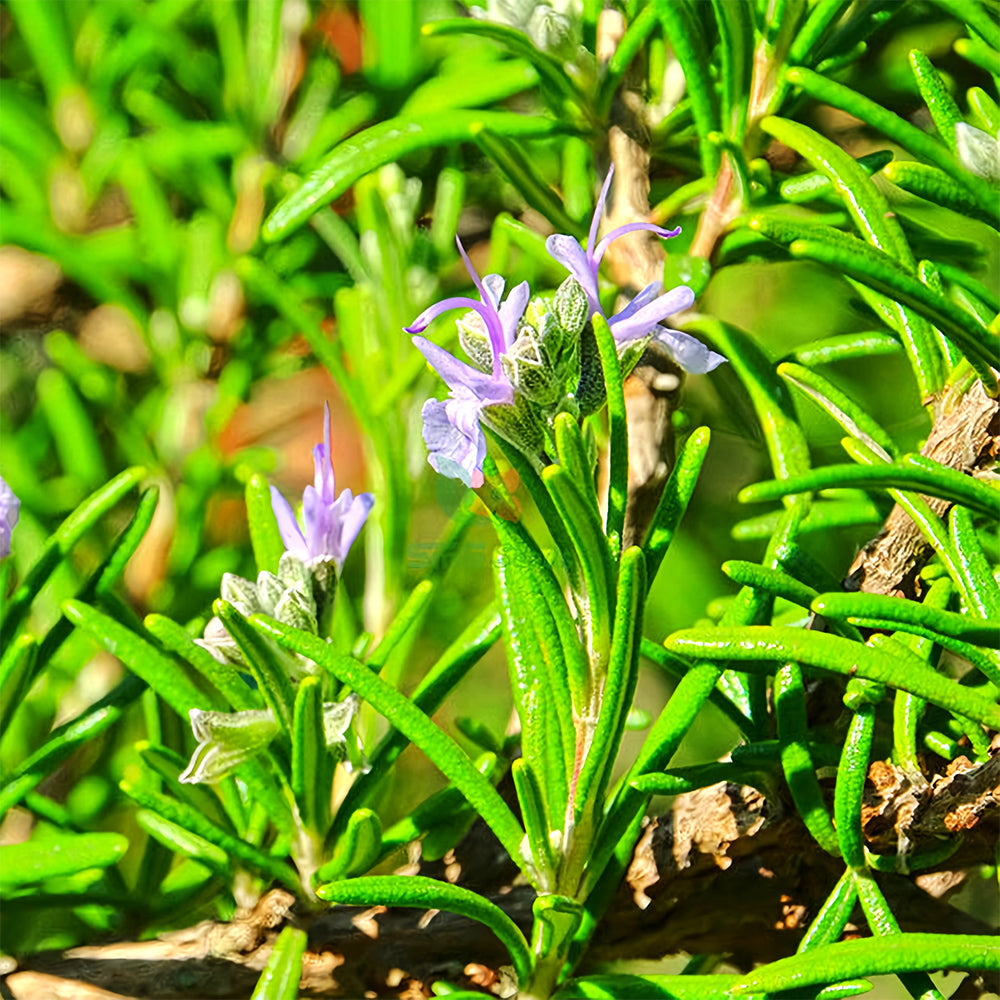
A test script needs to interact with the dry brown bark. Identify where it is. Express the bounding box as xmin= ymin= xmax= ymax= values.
xmin=845 ymin=377 xmax=1000 ymax=598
